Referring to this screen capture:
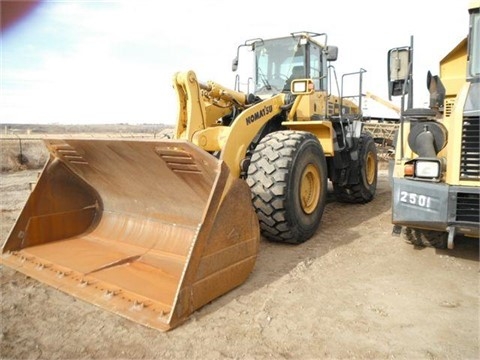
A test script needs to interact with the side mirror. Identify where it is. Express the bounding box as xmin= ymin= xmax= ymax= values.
xmin=325 ymin=46 xmax=338 ymax=62
xmin=387 ymin=47 xmax=411 ymax=98
xmin=232 ymin=56 xmax=239 ymax=72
